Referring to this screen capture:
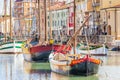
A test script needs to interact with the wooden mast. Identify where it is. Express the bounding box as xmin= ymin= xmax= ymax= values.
xmin=73 ymin=0 xmax=76 ymax=54
xmin=65 ymin=15 xmax=91 ymax=50
xmin=4 ymin=0 xmax=7 ymax=42
xmin=38 ymin=0 xmax=42 ymax=41
xmin=10 ymin=0 xmax=12 ymax=39
xmin=49 ymin=0 xmax=52 ymax=39
xmin=29 ymin=0 xmax=32 ymax=37
xmin=44 ymin=0 xmax=47 ymax=41
xmin=38 ymin=0 xmax=41 ymax=40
